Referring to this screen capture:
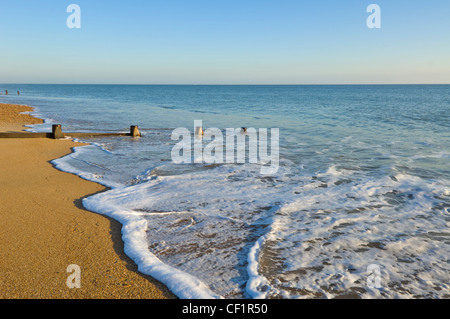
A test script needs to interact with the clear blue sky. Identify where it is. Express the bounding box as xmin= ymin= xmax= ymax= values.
xmin=0 ymin=0 xmax=449 ymax=84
